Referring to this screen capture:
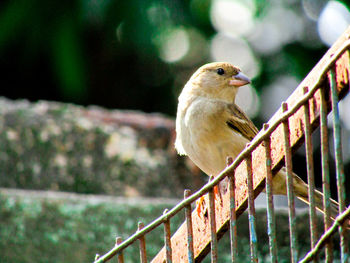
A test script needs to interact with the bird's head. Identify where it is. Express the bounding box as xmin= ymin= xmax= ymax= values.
xmin=184 ymin=62 xmax=251 ymax=103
